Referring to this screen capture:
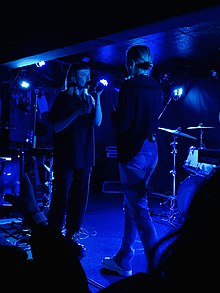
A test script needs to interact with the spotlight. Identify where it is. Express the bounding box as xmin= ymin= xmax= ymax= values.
xmin=99 ymin=79 xmax=108 ymax=87
xmin=20 ymin=80 xmax=31 ymax=89
xmin=93 ymin=79 xmax=108 ymax=93
xmin=172 ymin=85 xmax=185 ymax=100
xmin=36 ymin=61 xmax=45 ymax=68
xmin=17 ymin=69 xmax=31 ymax=89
